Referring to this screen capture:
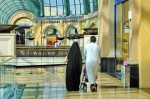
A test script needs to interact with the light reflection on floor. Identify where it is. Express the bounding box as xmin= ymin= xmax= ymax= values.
xmin=15 ymin=66 xmax=150 ymax=99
